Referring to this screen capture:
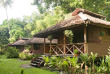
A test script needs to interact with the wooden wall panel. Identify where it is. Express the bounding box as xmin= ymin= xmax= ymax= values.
xmin=88 ymin=41 xmax=110 ymax=57
xmin=45 ymin=45 xmax=50 ymax=53
xmin=88 ymin=25 xmax=101 ymax=42
xmin=88 ymin=25 xmax=110 ymax=43
xmin=33 ymin=44 xmax=44 ymax=54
